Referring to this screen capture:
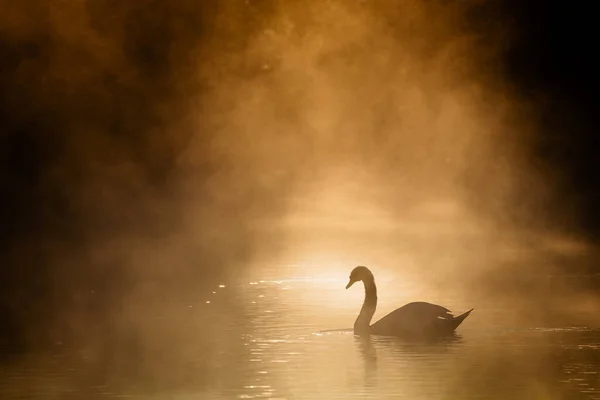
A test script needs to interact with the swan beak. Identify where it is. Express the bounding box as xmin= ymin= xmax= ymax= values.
xmin=346 ymin=279 xmax=355 ymax=289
